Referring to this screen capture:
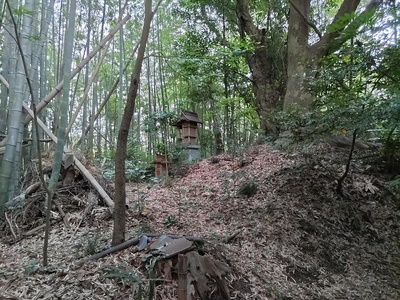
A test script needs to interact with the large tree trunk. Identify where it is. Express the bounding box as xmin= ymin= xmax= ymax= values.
xmin=247 ymin=46 xmax=282 ymax=135
xmin=284 ymin=0 xmax=380 ymax=110
xmin=283 ymin=0 xmax=314 ymax=110
xmin=236 ymin=0 xmax=285 ymax=136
